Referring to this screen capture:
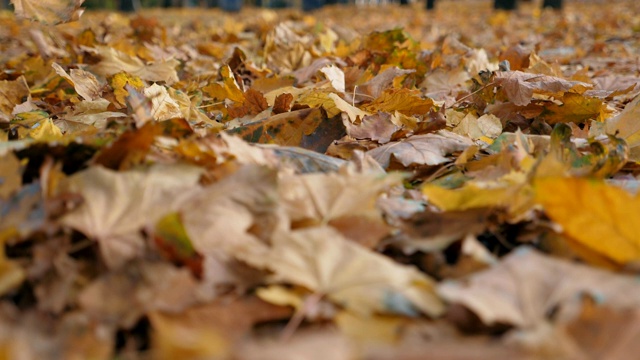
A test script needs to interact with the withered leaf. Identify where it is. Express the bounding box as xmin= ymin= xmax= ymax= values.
xmin=368 ymin=131 xmax=472 ymax=168
xmin=272 ymin=92 xmax=293 ymax=114
xmin=227 ymin=107 xmax=345 ymax=153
